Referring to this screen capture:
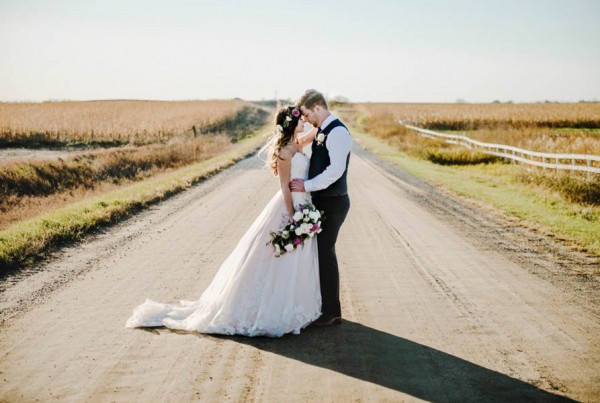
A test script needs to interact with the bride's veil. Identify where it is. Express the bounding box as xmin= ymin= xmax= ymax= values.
xmin=256 ymin=129 xmax=278 ymax=165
